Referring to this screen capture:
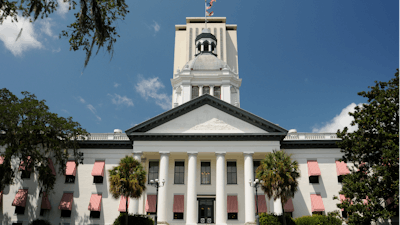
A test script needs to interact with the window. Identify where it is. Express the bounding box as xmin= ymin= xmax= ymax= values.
xmin=309 ymin=176 xmax=319 ymax=184
xmin=338 ymin=175 xmax=345 ymax=183
xmin=93 ymin=176 xmax=103 ymax=184
xmin=174 ymin=161 xmax=184 ymax=184
xmin=90 ymin=211 xmax=101 ymax=219
xmin=148 ymin=161 xmax=159 ymax=184
xmin=192 ymin=86 xmax=199 ymax=99
xmin=201 ymin=162 xmax=211 ymax=184
xmin=342 ymin=210 xmax=348 ymax=218
xmin=312 ymin=211 xmax=324 ymax=215
xmin=40 ymin=209 xmax=47 ymax=216
xmin=61 ymin=210 xmax=72 ymax=218
xmin=203 ymin=86 xmax=210 ymax=95
xmin=15 ymin=206 xmax=25 ymax=215
xmin=228 ymin=213 xmax=237 ymax=220
xmin=253 ymin=161 xmax=261 ymax=180
xmin=213 ymin=86 xmax=221 ymax=99
xmin=65 ymin=175 xmax=75 ymax=183
xmin=12 ymin=223 xmax=22 ymax=225
xmin=174 ymin=213 xmax=184 ymax=219
xmin=21 ymin=170 xmax=31 ymax=179
xmin=227 ymin=162 xmax=237 ymax=184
